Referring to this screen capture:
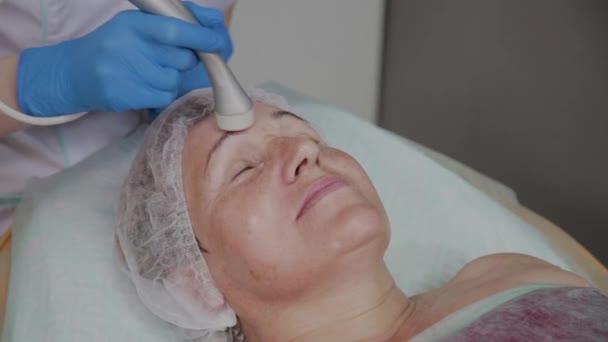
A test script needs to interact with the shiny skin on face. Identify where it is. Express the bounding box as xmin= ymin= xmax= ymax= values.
xmin=182 ymin=103 xmax=390 ymax=303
